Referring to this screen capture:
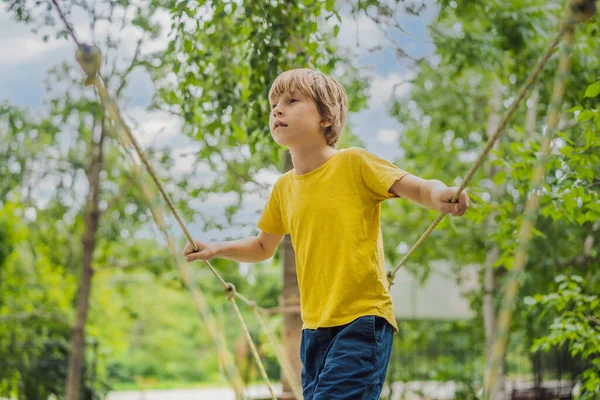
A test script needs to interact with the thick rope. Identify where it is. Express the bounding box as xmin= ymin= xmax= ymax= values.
xmin=225 ymin=286 xmax=277 ymax=400
xmin=49 ymin=1 xmax=278 ymax=397
xmin=483 ymin=15 xmax=579 ymax=400
xmin=113 ymin=130 xmax=247 ymax=399
xmin=97 ymin=74 xmax=276 ymax=398
xmin=50 ymin=0 xmax=80 ymax=46
xmin=235 ymin=293 xmax=304 ymax=399
xmin=254 ymin=309 xmax=304 ymax=400
xmin=95 ymin=72 xmax=279 ymax=399
xmin=387 ymin=6 xmax=581 ymax=286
